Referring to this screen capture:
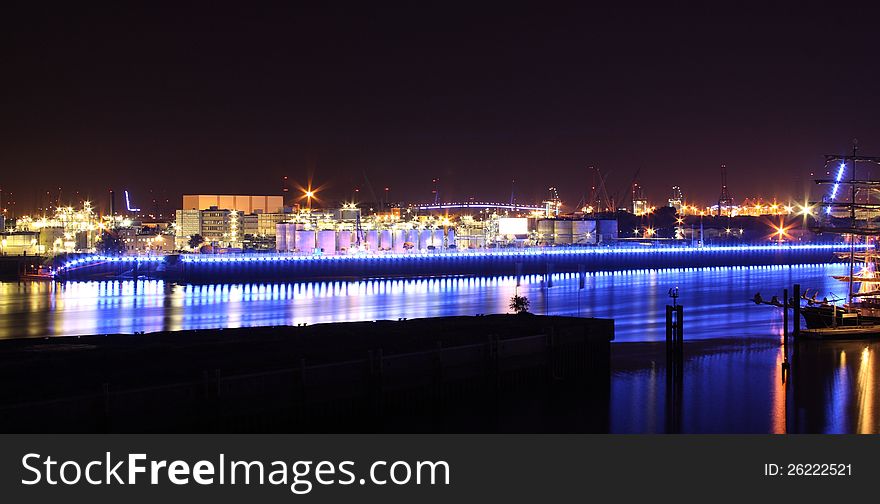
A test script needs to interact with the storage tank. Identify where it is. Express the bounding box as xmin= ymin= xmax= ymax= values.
xmin=432 ymin=229 xmax=444 ymax=249
xmin=554 ymin=220 xmax=573 ymax=245
xmin=379 ymin=229 xmax=393 ymax=250
xmin=337 ymin=230 xmax=352 ymax=252
xmin=392 ymin=230 xmax=406 ymax=253
xmin=447 ymin=229 xmax=456 ymax=248
xmin=296 ymin=230 xmax=315 ymax=253
xmin=406 ymin=229 xmax=419 ymax=250
xmin=317 ymin=230 xmax=336 ymax=255
xmin=366 ymin=230 xmax=379 ymax=252
xmin=537 ymin=220 xmax=555 ymax=244
xmin=288 ymin=224 xmax=299 ymax=251
xmin=572 ymin=220 xmax=597 ymax=244
xmin=597 ymin=219 xmax=619 ymax=243
xmin=276 ymin=223 xmax=288 ymax=252
xmin=419 ymin=229 xmax=432 ymax=250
